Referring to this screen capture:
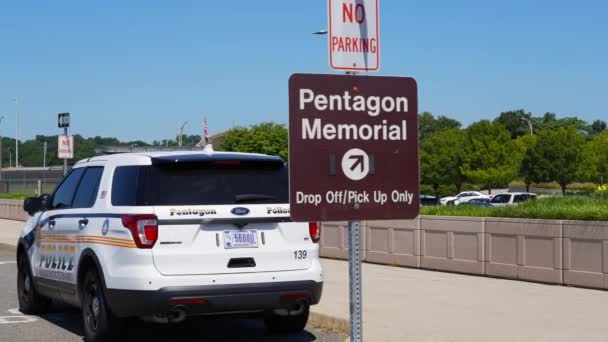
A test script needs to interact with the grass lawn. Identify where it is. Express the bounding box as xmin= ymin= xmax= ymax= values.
xmin=0 ymin=193 xmax=30 ymax=200
xmin=420 ymin=196 xmax=608 ymax=221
